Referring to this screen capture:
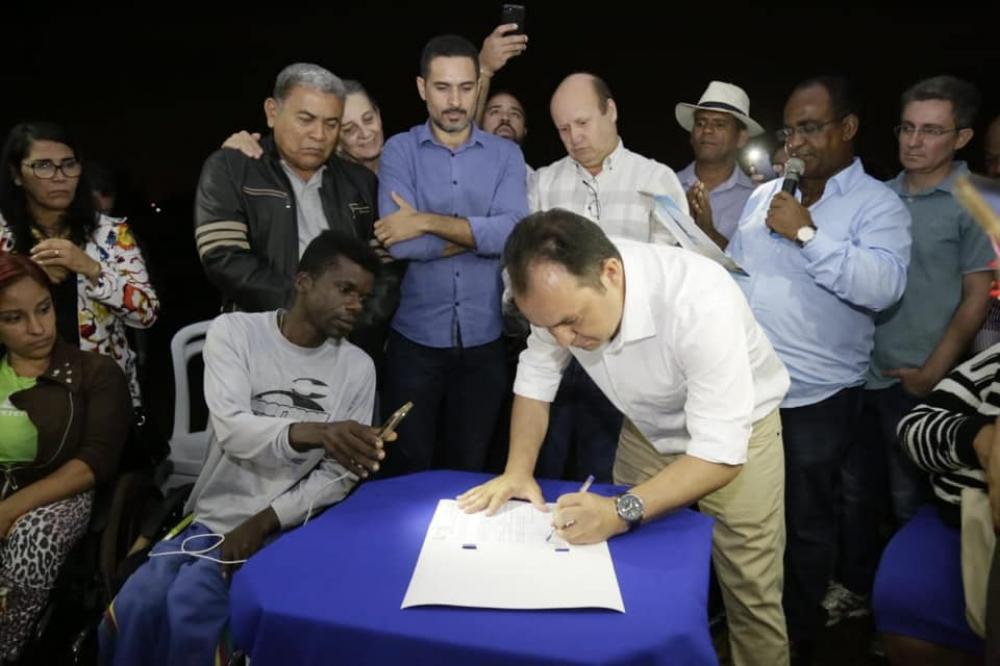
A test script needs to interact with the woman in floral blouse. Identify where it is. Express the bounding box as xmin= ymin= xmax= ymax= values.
xmin=0 ymin=122 xmax=158 ymax=405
